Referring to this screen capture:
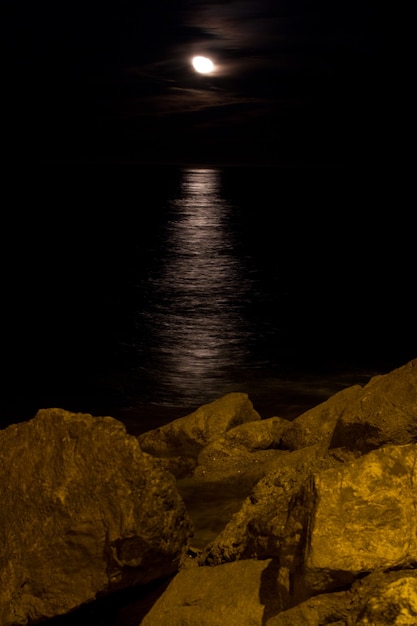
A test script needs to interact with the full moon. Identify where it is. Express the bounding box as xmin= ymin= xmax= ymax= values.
xmin=192 ymin=56 xmax=214 ymax=74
